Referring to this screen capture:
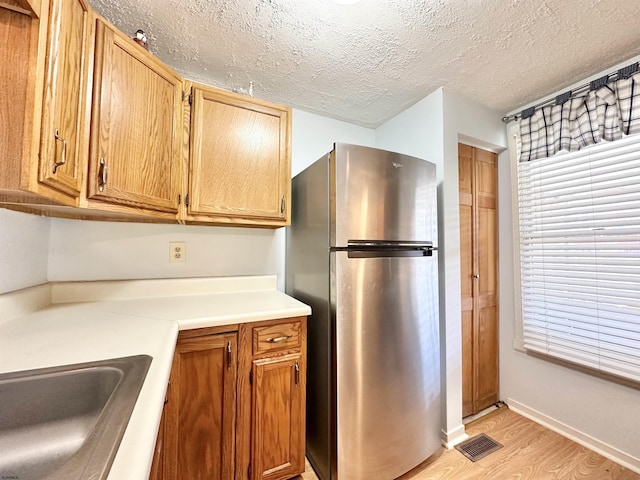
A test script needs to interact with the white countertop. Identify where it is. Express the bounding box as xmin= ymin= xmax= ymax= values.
xmin=0 ymin=275 xmax=311 ymax=480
